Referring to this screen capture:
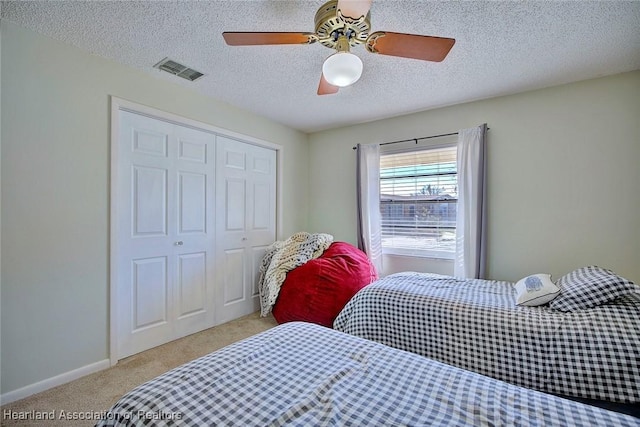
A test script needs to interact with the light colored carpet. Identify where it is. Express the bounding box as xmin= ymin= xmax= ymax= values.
xmin=1 ymin=312 xmax=278 ymax=427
